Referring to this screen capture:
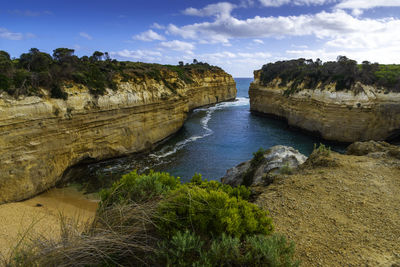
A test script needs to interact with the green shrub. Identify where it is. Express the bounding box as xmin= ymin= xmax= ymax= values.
xmin=244 ymin=234 xmax=299 ymax=267
xmin=50 ymin=85 xmax=68 ymax=100
xmin=260 ymin=57 xmax=400 ymax=93
xmin=157 ymin=230 xmax=204 ymax=267
xmin=313 ymin=143 xmax=331 ymax=156
xmin=279 ymin=163 xmax=293 ymax=175
xmin=156 ymin=186 xmax=273 ymax=238
xmin=242 ymin=147 xmax=266 ymax=186
xmin=99 ymin=170 xmax=181 ymax=207
xmin=0 ymin=73 xmax=12 ymax=92
xmin=157 ymin=232 xmax=298 ymax=267
xmin=190 ymin=173 xmax=251 ymax=200
xmin=205 ymin=233 xmax=242 ymax=265
xmin=6 ymin=170 xmax=299 ymax=267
